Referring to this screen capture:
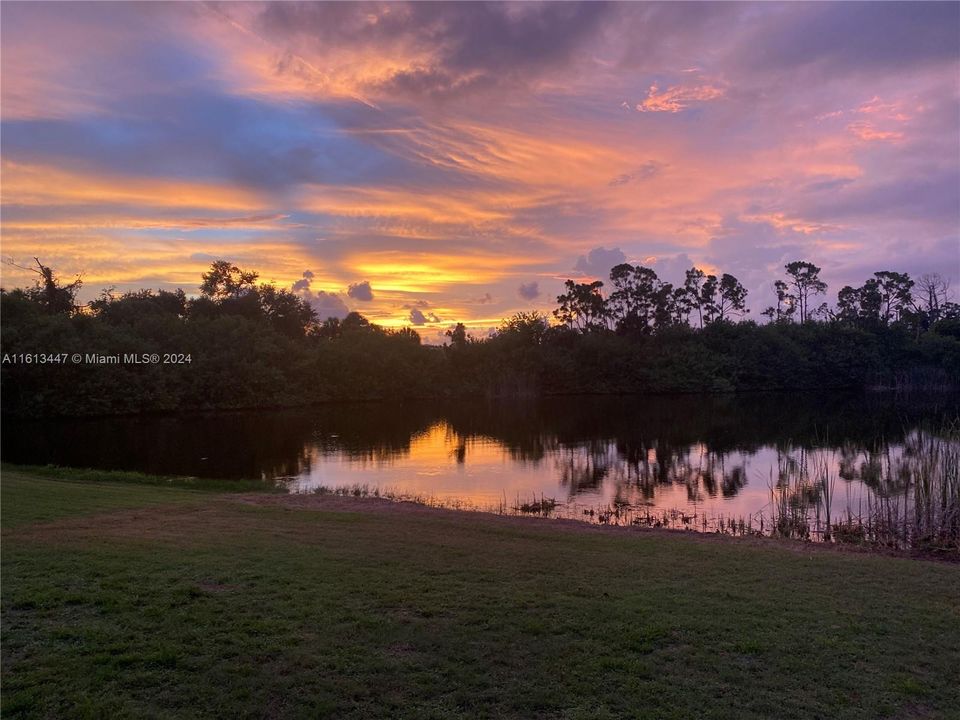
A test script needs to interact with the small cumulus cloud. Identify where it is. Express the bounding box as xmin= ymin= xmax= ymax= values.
xmin=346 ymin=279 xmax=374 ymax=301
xmin=312 ymin=291 xmax=350 ymax=320
xmin=574 ymin=246 xmax=626 ymax=277
xmin=472 ymin=292 xmax=494 ymax=304
xmin=518 ymin=281 xmax=540 ymax=300
xmin=291 ymin=269 xmax=313 ymax=292
xmin=645 ymin=253 xmax=697 ymax=286
xmin=409 ymin=307 xmax=442 ymax=325
xmin=291 ymin=270 xmax=348 ymax=319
